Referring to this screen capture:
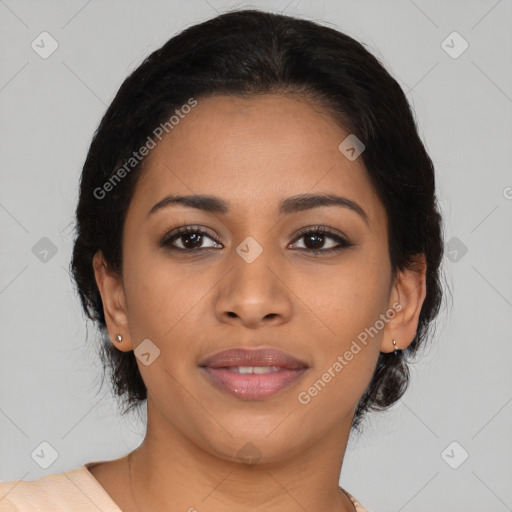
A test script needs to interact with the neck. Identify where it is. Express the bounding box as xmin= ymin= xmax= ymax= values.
xmin=125 ymin=398 xmax=357 ymax=512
